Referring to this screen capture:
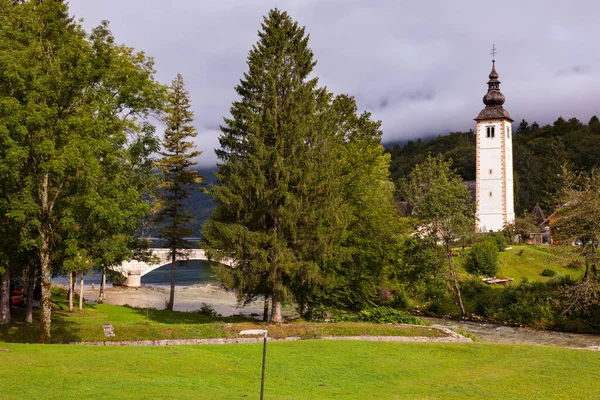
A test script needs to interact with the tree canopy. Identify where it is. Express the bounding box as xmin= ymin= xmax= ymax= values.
xmin=0 ymin=0 xmax=164 ymax=341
